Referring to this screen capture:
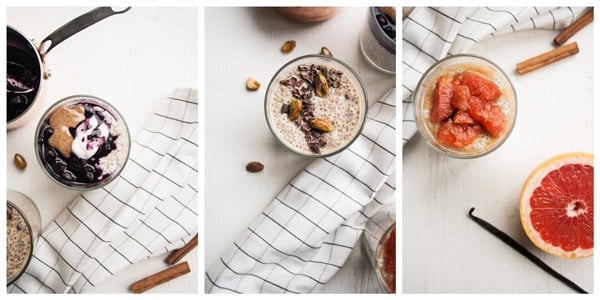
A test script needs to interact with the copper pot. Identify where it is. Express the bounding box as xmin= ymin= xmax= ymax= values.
xmin=7 ymin=7 xmax=130 ymax=130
